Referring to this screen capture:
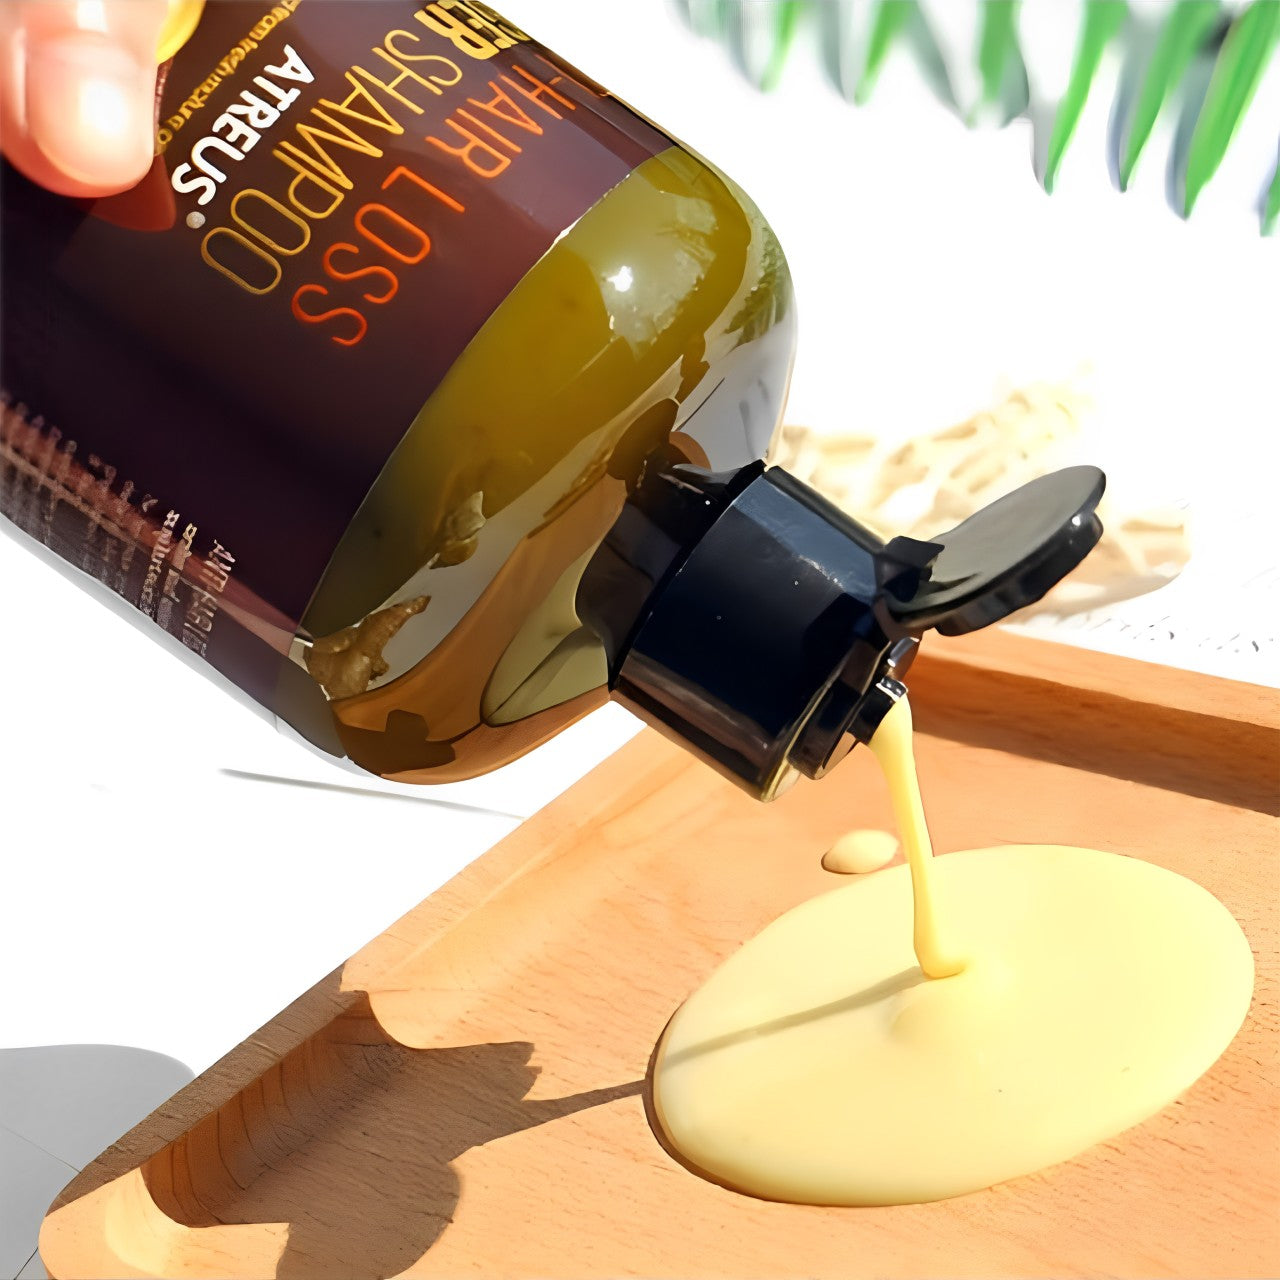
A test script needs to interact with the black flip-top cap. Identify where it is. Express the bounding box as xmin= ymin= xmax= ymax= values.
xmin=603 ymin=462 xmax=1106 ymax=799
xmin=880 ymin=466 xmax=1106 ymax=636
